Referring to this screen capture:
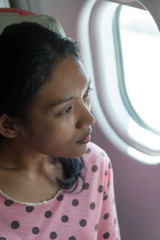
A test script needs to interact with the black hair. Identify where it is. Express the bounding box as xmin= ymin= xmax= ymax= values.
xmin=0 ymin=21 xmax=80 ymax=119
xmin=0 ymin=22 xmax=85 ymax=191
